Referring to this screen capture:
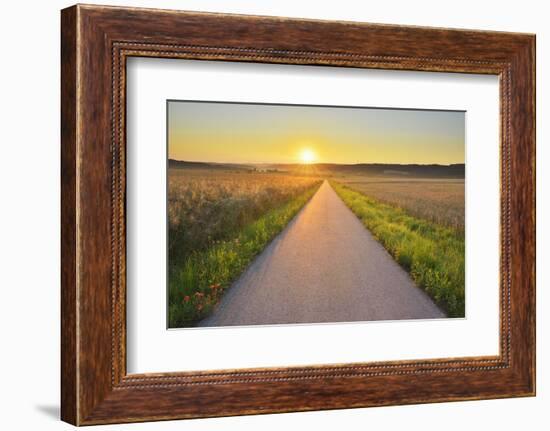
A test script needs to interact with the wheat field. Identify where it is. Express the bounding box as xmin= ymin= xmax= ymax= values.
xmin=168 ymin=168 xmax=322 ymax=261
xmin=333 ymin=175 xmax=465 ymax=232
